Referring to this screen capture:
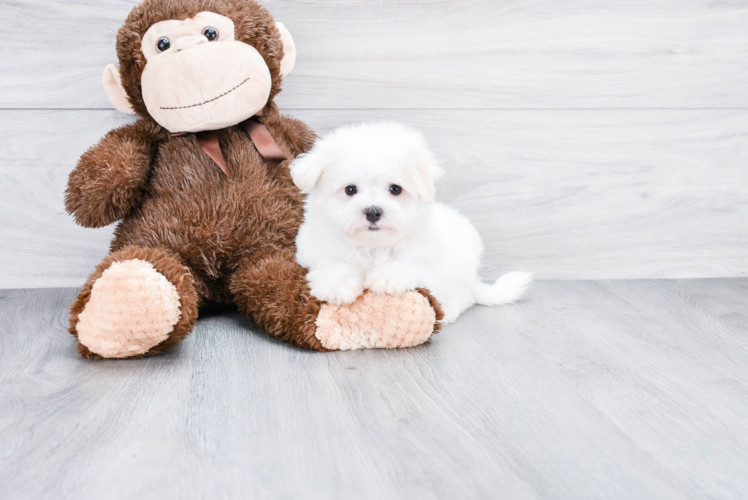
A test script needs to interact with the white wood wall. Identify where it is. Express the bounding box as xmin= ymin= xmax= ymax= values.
xmin=1 ymin=0 xmax=746 ymax=288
